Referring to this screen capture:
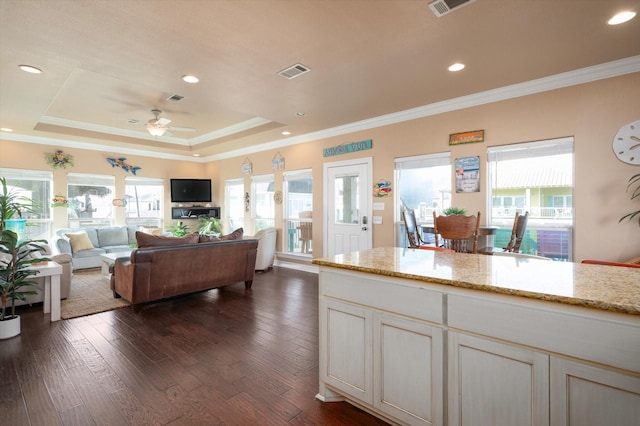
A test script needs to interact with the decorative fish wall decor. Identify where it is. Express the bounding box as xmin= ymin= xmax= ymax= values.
xmin=107 ymin=157 xmax=141 ymax=175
